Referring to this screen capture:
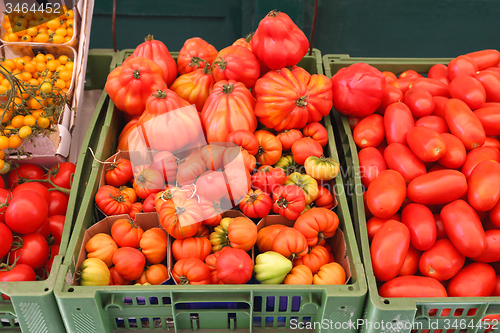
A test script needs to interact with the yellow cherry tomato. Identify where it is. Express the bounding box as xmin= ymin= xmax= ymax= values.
xmin=11 ymin=115 xmax=24 ymax=128
xmin=65 ymin=61 xmax=74 ymax=71
xmin=29 ymin=98 xmax=44 ymax=109
xmin=58 ymin=70 xmax=71 ymax=81
xmin=63 ymin=36 xmax=71 ymax=43
xmin=24 ymin=62 xmax=36 ymax=73
xmin=37 ymin=117 xmax=50 ymax=128
xmin=2 ymin=110 xmax=12 ymax=123
xmin=7 ymin=33 xmax=18 ymax=42
xmin=55 ymin=27 xmax=66 ymax=37
xmin=18 ymin=126 xmax=32 ymax=139
xmin=3 ymin=59 xmax=15 ymax=71
xmin=35 ymin=33 xmax=49 ymax=43
xmin=0 ymin=150 xmax=5 ymax=160
xmin=0 ymin=86 xmax=7 ymax=95
xmin=66 ymin=27 xmax=73 ymax=37
xmin=65 ymin=10 xmax=74 ymax=19
xmin=0 ymin=136 xmax=7 ymax=150
xmin=23 ymin=115 xmax=36 ymax=126
xmin=35 ymin=62 xmax=46 ymax=72
xmin=9 ymin=135 xmax=22 ymax=149
xmin=35 ymin=54 xmax=46 ymax=63
xmin=40 ymin=82 xmax=52 ymax=93
xmin=32 ymin=110 xmax=45 ymax=119
xmin=54 ymin=79 xmax=65 ymax=89
xmin=21 ymin=35 xmax=32 ymax=42
xmin=46 ymin=60 xmax=58 ymax=71
xmin=46 ymin=19 xmax=61 ymax=30
xmin=52 ymin=34 xmax=64 ymax=44
xmin=26 ymin=26 xmax=37 ymax=36
xmin=20 ymin=72 xmax=32 ymax=81
xmin=3 ymin=124 xmax=14 ymax=134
